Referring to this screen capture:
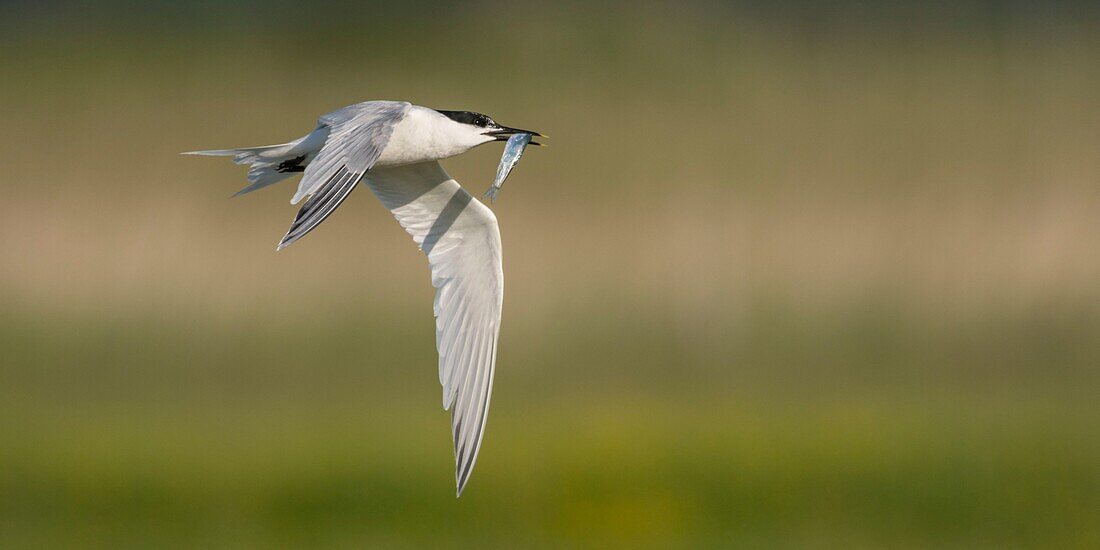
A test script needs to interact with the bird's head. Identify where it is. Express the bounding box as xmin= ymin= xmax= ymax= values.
xmin=434 ymin=110 xmax=543 ymax=148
